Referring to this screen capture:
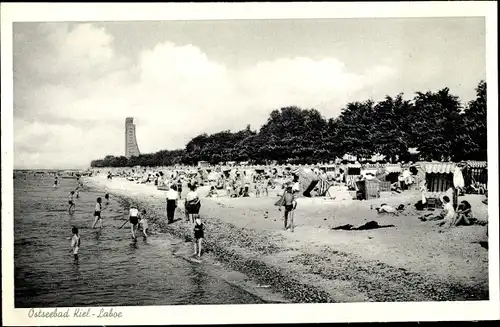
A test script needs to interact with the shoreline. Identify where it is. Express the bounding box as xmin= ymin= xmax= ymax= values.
xmin=84 ymin=175 xmax=489 ymax=302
